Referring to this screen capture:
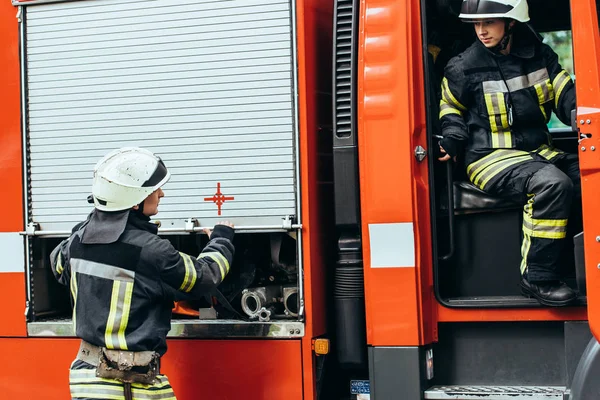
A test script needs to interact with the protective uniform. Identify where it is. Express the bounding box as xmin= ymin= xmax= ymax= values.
xmin=50 ymin=148 xmax=235 ymax=399
xmin=439 ymin=1 xmax=578 ymax=300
